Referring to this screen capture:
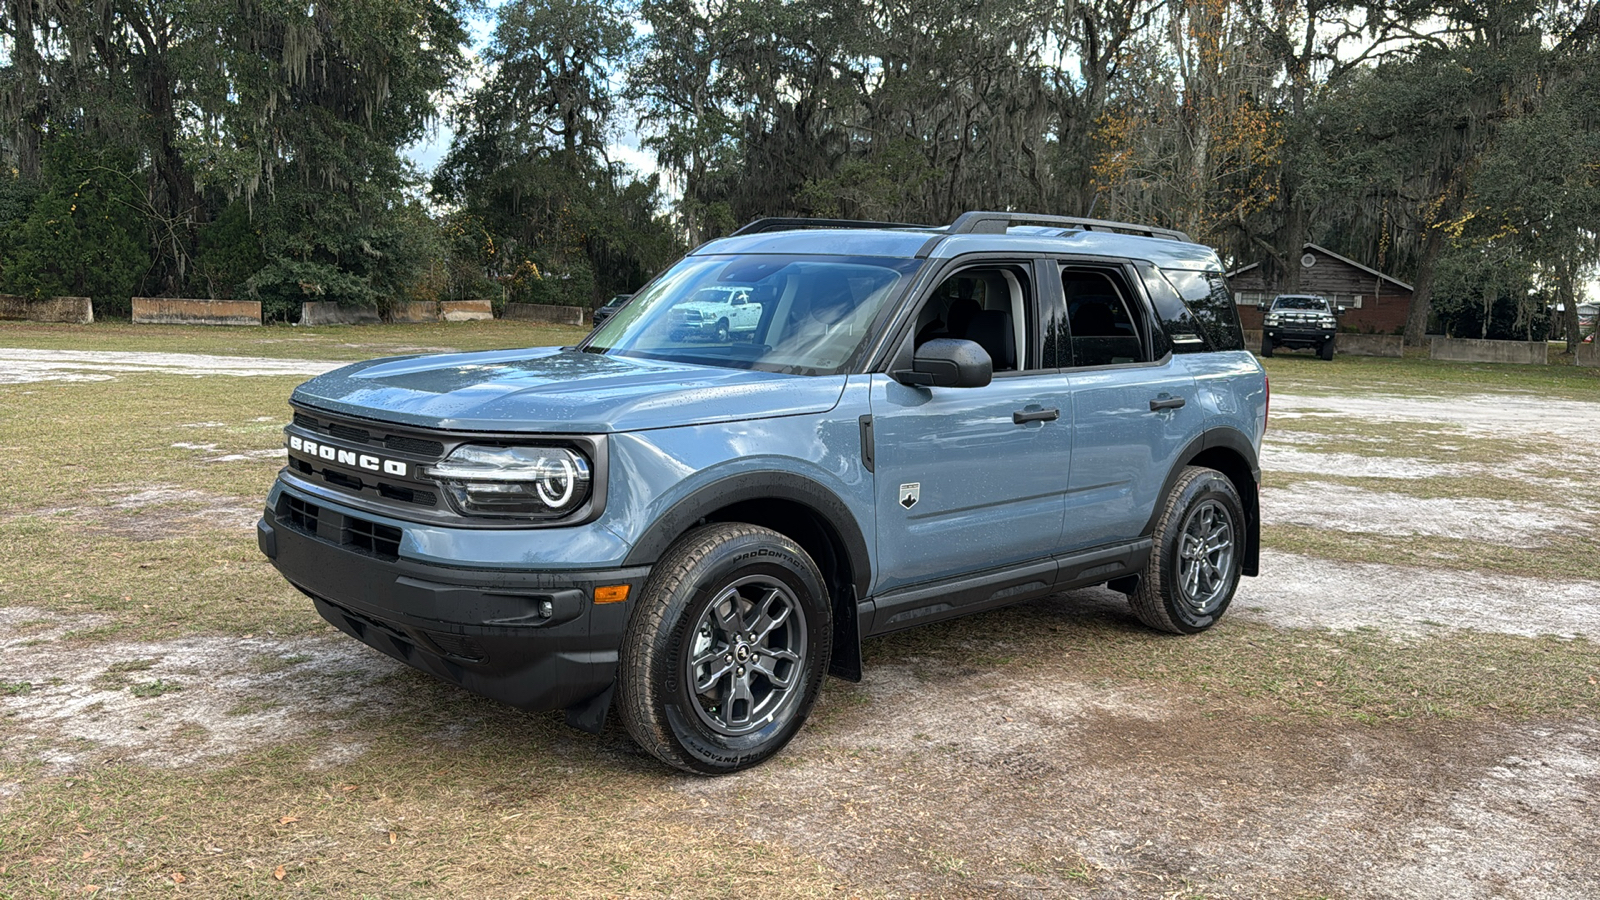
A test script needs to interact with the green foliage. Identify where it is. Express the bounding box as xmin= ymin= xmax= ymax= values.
xmin=192 ymin=203 xmax=265 ymax=301
xmin=435 ymin=0 xmax=681 ymax=308
xmin=0 ymin=138 xmax=149 ymax=317
xmin=1 ymin=0 xmax=468 ymax=310
xmin=2 ymin=0 xmax=1595 ymax=328
xmin=246 ymin=259 xmax=378 ymax=323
